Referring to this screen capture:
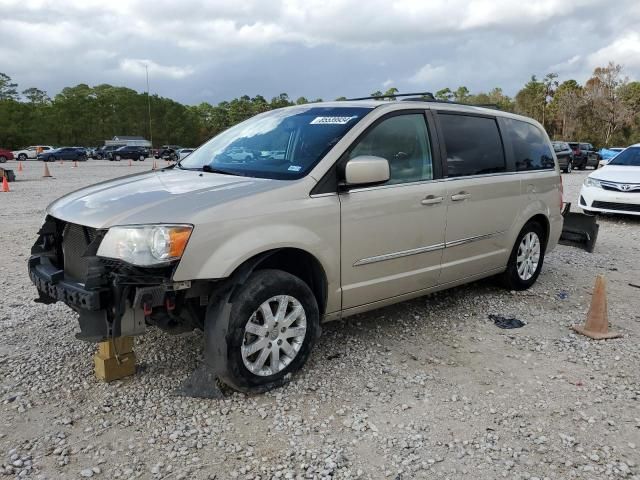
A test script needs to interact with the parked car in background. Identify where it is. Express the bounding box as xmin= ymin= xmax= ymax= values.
xmin=29 ymin=100 xmax=564 ymax=394
xmin=12 ymin=145 xmax=54 ymax=161
xmin=176 ymin=148 xmax=194 ymax=160
xmin=552 ymin=141 xmax=574 ymax=173
xmin=93 ymin=145 xmax=122 ymax=160
xmin=568 ymin=142 xmax=598 ymax=169
xmin=580 ymin=143 xmax=640 ymax=215
xmin=598 ymin=147 xmax=625 ymax=167
xmin=37 ymin=147 xmax=88 ymax=162
xmin=155 ymin=145 xmax=182 ymax=161
xmin=0 ymin=148 xmax=14 ymax=163
xmin=110 ymin=145 xmax=149 ymax=161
